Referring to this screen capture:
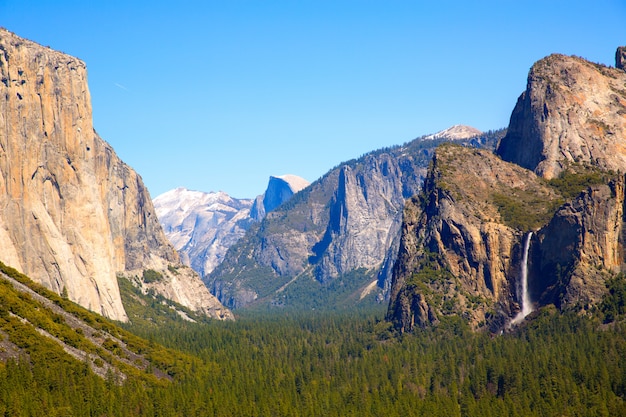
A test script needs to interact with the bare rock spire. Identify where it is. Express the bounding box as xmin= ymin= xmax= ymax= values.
xmin=616 ymin=46 xmax=626 ymax=70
